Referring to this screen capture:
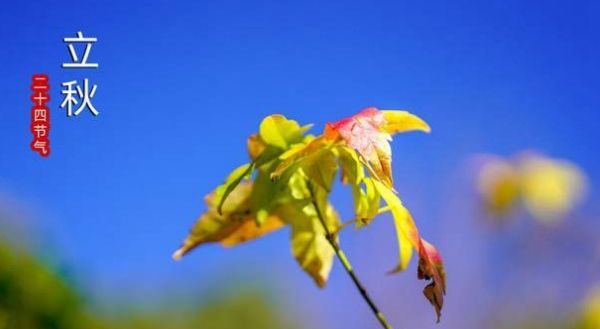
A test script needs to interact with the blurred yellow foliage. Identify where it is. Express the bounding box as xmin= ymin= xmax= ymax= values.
xmin=477 ymin=153 xmax=587 ymax=223
xmin=478 ymin=158 xmax=520 ymax=216
xmin=581 ymin=285 xmax=600 ymax=329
